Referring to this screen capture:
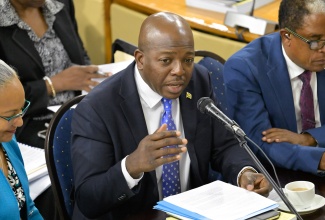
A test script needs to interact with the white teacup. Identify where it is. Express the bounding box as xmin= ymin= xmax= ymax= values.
xmin=285 ymin=181 xmax=315 ymax=209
